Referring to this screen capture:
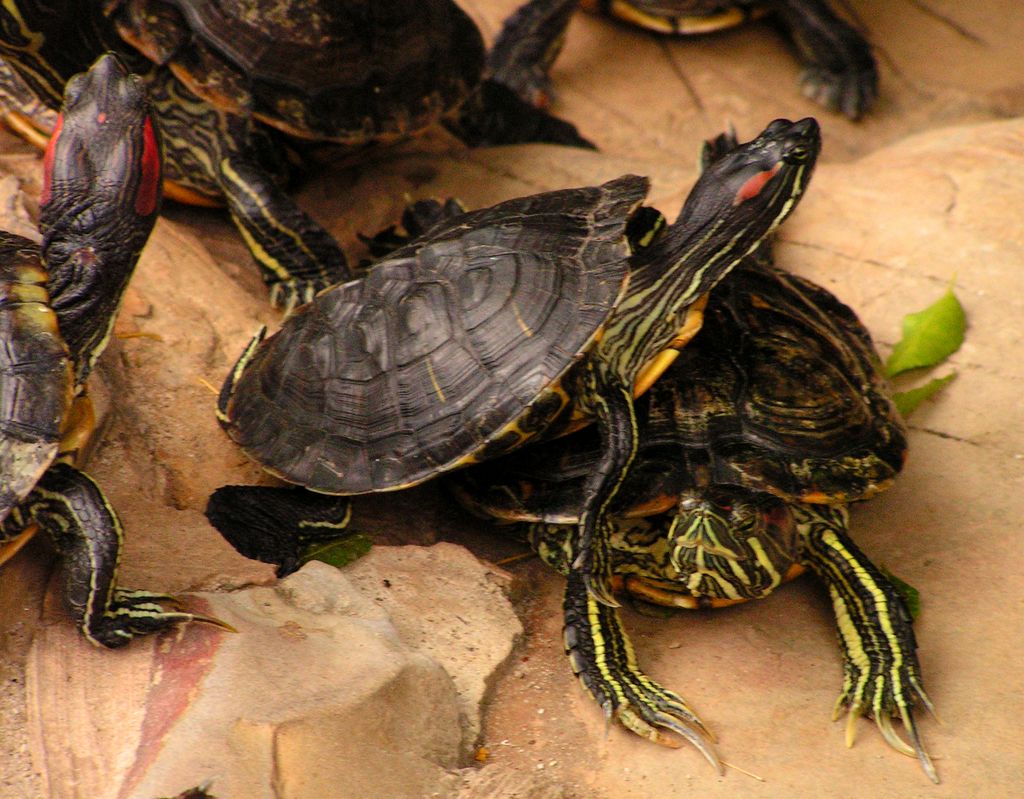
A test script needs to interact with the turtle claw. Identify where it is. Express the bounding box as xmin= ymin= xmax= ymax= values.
xmin=834 ymin=665 xmax=938 ymax=783
xmin=85 ymin=589 xmax=232 ymax=648
xmin=563 ymin=570 xmax=720 ymax=773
